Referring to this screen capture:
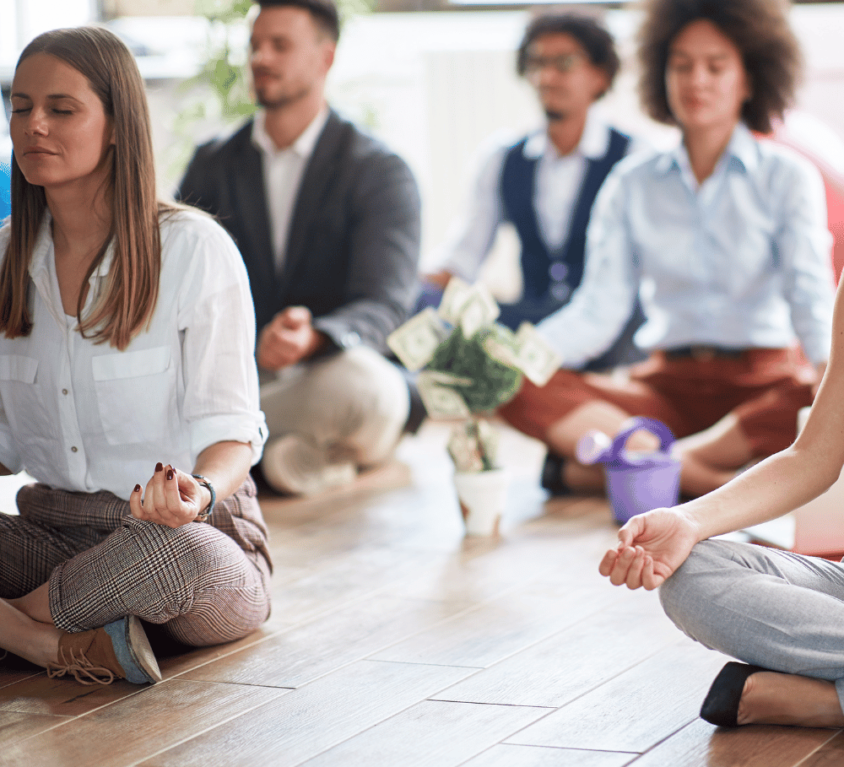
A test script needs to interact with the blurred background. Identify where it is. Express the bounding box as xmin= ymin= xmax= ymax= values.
xmin=2 ymin=0 xmax=844 ymax=279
